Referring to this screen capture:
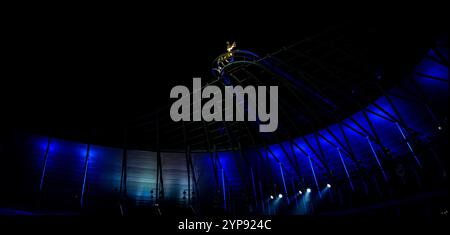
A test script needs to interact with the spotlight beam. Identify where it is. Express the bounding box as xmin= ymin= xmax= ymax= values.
xmin=337 ymin=147 xmax=355 ymax=191
xmin=366 ymin=136 xmax=388 ymax=181
xmin=308 ymin=155 xmax=322 ymax=198
xmin=279 ymin=163 xmax=290 ymax=204
xmin=395 ymin=122 xmax=422 ymax=167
